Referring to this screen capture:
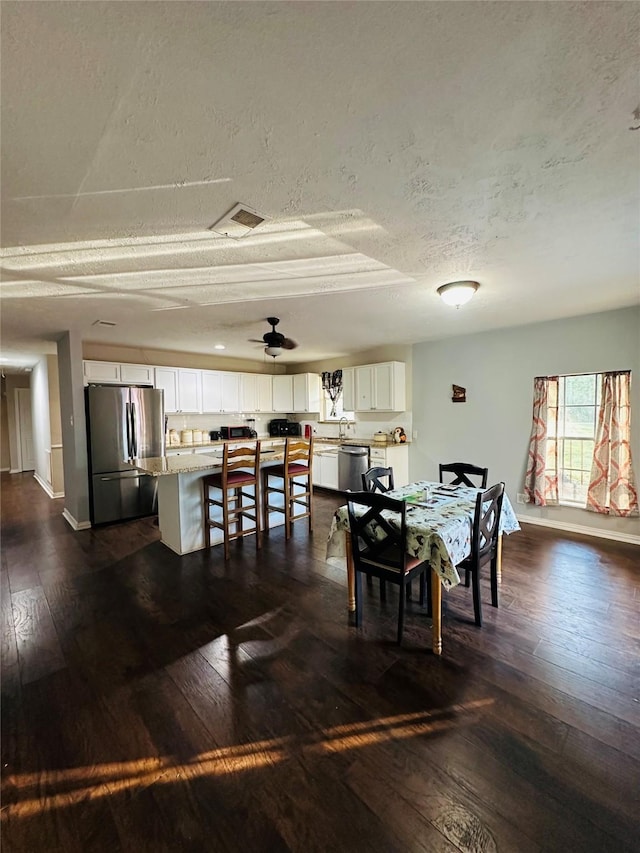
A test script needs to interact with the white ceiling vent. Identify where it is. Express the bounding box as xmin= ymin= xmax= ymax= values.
xmin=209 ymin=203 xmax=269 ymax=239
